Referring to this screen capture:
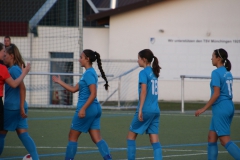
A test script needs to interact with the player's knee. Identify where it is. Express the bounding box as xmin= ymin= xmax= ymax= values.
xmin=220 ymin=141 xmax=226 ymax=146
xmin=68 ymin=133 xmax=78 ymax=142
xmin=91 ymin=137 xmax=101 ymax=144
xmin=219 ymin=137 xmax=230 ymax=147
xmin=208 ymin=134 xmax=217 ymax=142
xmin=149 ymin=134 xmax=159 ymax=143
